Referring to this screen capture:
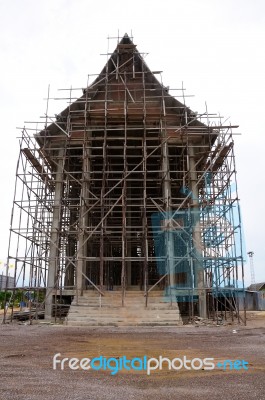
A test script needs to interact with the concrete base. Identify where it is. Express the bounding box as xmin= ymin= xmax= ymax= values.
xmin=65 ymin=290 xmax=182 ymax=326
